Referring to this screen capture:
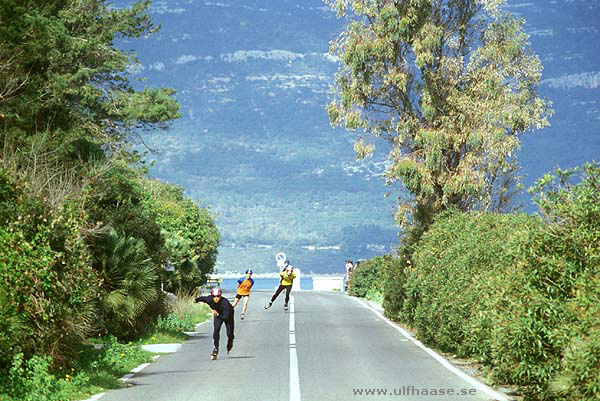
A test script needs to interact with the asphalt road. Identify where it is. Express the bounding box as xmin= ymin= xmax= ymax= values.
xmin=97 ymin=290 xmax=507 ymax=401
